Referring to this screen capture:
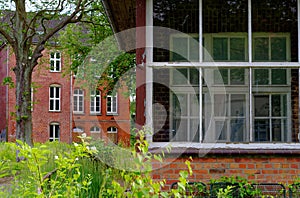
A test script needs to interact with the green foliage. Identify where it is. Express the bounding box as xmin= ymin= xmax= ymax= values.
xmin=2 ymin=77 xmax=14 ymax=88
